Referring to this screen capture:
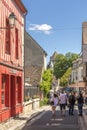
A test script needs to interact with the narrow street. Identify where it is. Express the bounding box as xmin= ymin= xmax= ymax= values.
xmin=22 ymin=106 xmax=81 ymax=130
